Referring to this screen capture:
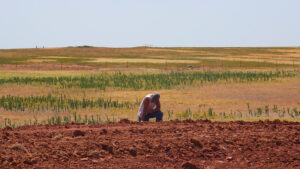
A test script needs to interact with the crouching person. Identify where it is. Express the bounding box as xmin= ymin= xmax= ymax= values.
xmin=138 ymin=93 xmax=163 ymax=122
